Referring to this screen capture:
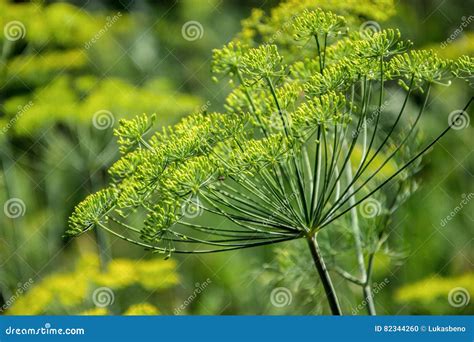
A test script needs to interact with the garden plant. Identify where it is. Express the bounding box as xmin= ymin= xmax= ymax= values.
xmin=0 ymin=1 xmax=202 ymax=294
xmin=67 ymin=8 xmax=473 ymax=315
